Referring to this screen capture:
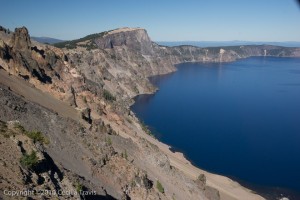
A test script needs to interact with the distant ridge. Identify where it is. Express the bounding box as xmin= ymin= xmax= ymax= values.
xmin=157 ymin=41 xmax=300 ymax=48
xmin=31 ymin=36 xmax=65 ymax=44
